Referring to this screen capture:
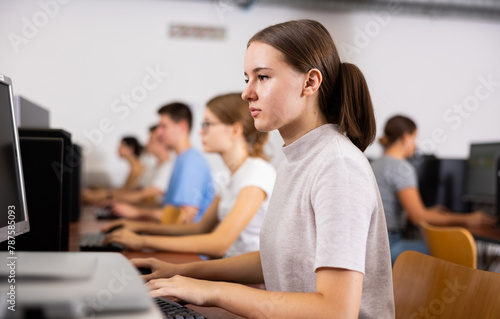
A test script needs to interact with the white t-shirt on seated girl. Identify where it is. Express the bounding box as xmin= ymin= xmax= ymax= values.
xmin=217 ymin=157 xmax=276 ymax=258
